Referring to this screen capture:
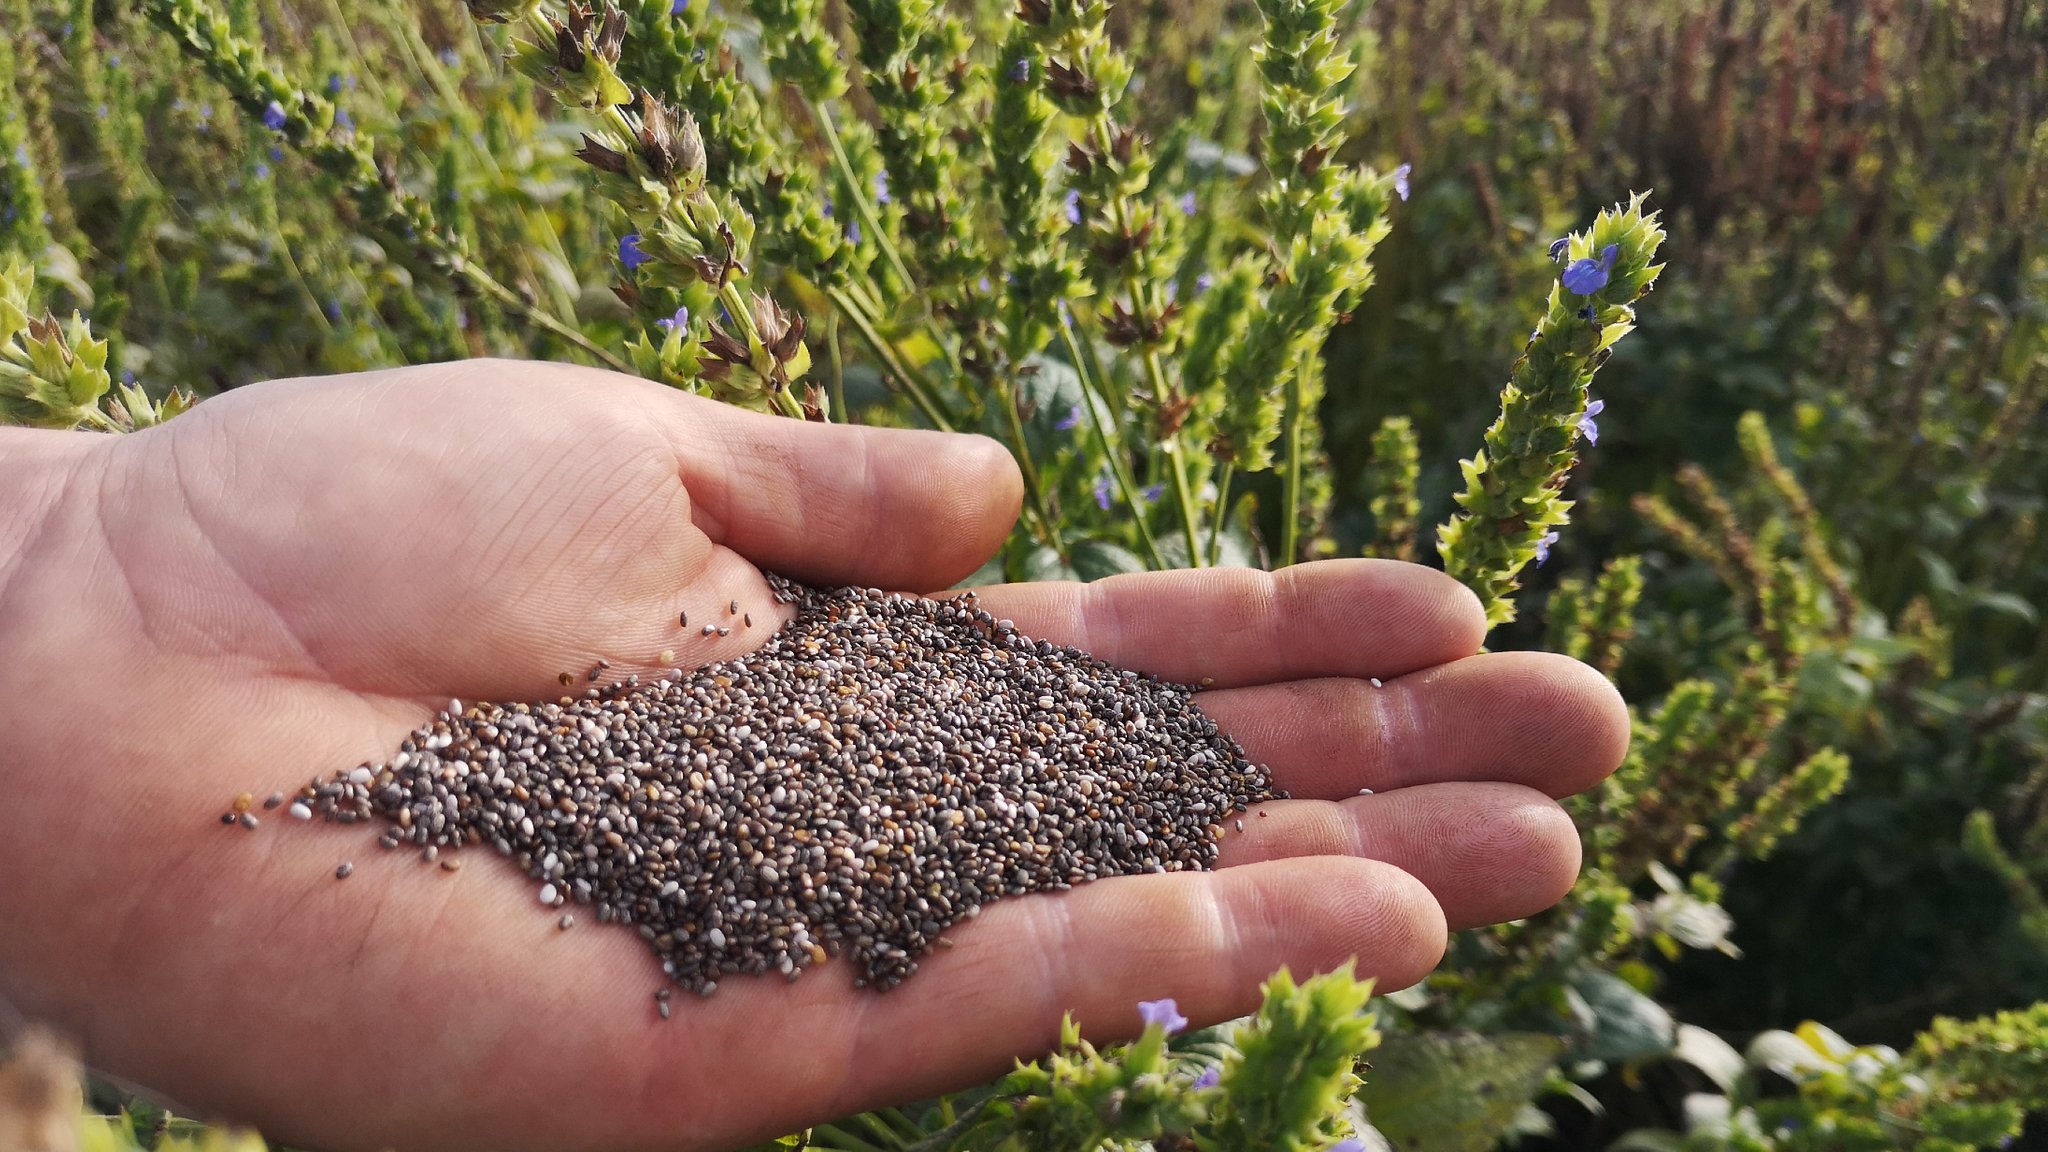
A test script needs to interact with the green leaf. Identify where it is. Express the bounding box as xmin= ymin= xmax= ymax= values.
xmin=1354 ymin=1030 xmax=1564 ymax=1152
xmin=1566 ymin=968 xmax=1677 ymax=1065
